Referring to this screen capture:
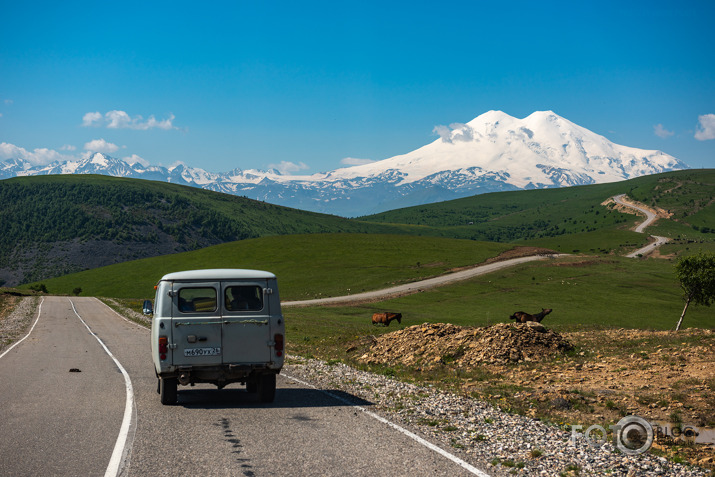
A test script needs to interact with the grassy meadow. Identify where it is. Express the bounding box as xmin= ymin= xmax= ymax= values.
xmin=27 ymin=234 xmax=514 ymax=300
xmin=284 ymin=255 xmax=713 ymax=359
